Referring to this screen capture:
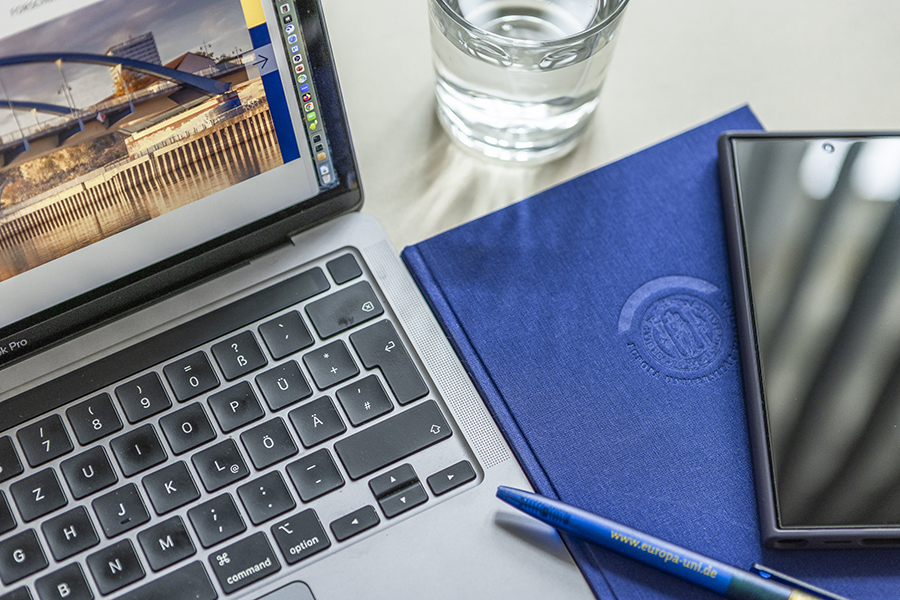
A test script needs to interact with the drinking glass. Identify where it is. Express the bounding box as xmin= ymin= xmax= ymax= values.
xmin=429 ymin=0 xmax=629 ymax=163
